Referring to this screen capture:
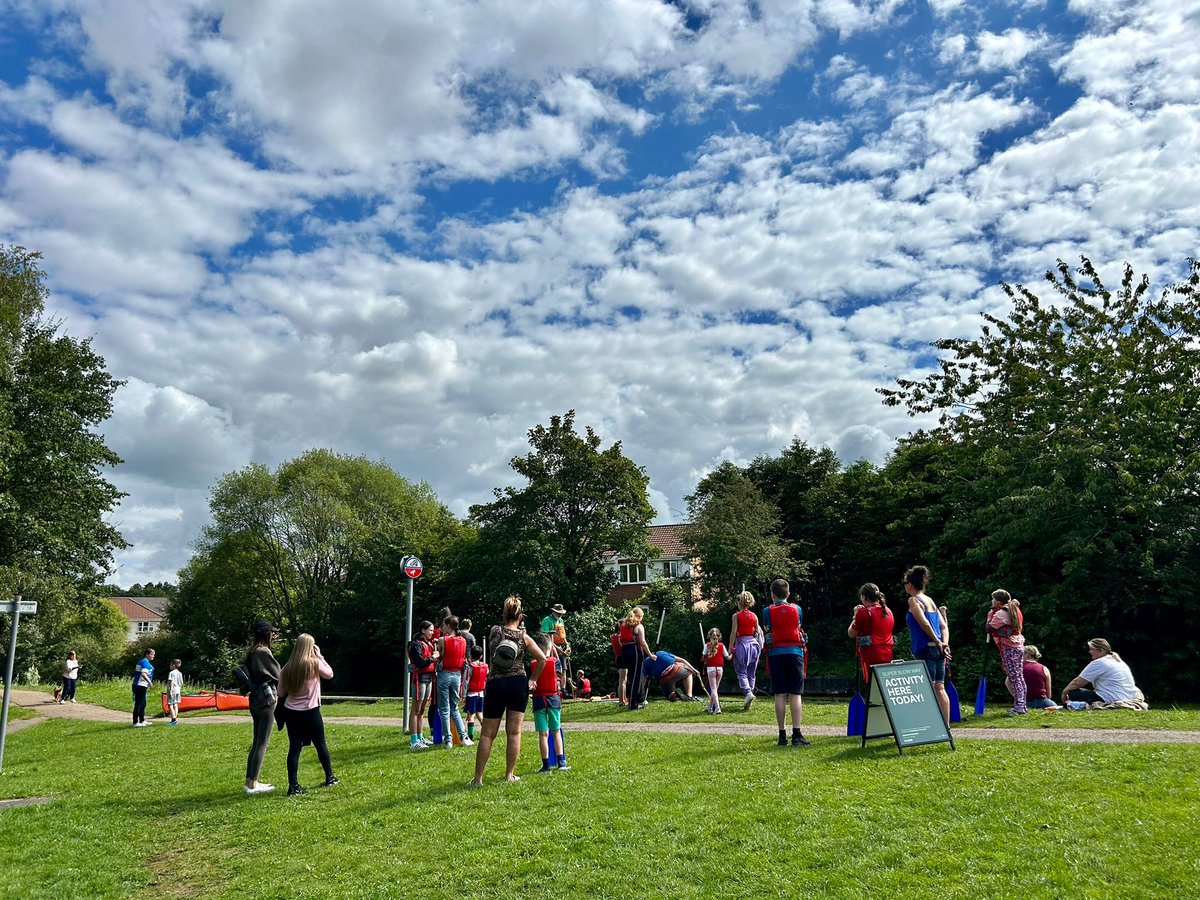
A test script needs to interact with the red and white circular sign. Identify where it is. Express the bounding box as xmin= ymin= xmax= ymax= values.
xmin=404 ymin=557 xmax=424 ymax=579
